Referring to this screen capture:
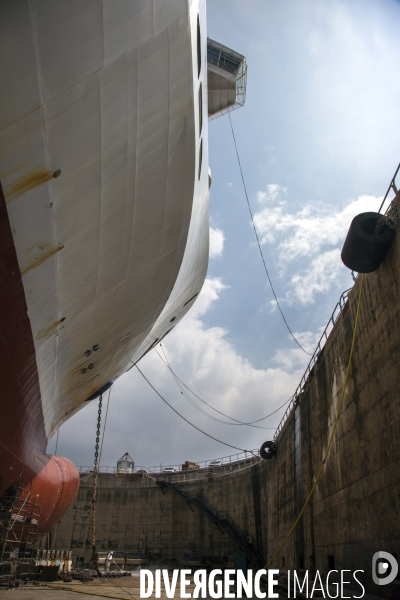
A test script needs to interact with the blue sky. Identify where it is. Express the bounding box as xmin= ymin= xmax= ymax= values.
xmin=50 ymin=0 xmax=400 ymax=471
